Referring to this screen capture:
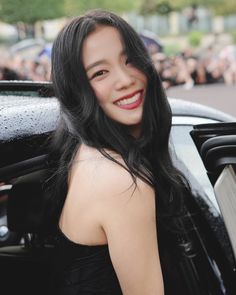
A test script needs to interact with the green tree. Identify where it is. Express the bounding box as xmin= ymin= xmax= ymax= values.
xmin=0 ymin=0 xmax=137 ymax=39
xmin=138 ymin=0 xmax=236 ymax=15
xmin=139 ymin=0 xmax=172 ymax=15
xmin=0 ymin=0 xmax=64 ymax=38
xmin=188 ymin=30 xmax=203 ymax=47
xmin=173 ymin=0 xmax=236 ymax=15
xmin=0 ymin=0 xmax=64 ymax=23
xmin=64 ymin=0 xmax=136 ymax=17
xmin=209 ymin=0 xmax=236 ymax=15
